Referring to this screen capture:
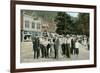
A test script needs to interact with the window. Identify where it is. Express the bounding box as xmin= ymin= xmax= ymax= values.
xmin=37 ymin=23 xmax=41 ymax=29
xmin=25 ymin=20 xmax=29 ymax=28
xmin=32 ymin=22 xmax=35 ymax=29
